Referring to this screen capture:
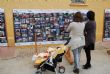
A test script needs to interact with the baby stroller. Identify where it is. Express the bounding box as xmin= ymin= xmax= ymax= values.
xmin=34 ymin=46 xmax=67 ymax=74
xmin=33 ymin=37 xmax=71 ymax=74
